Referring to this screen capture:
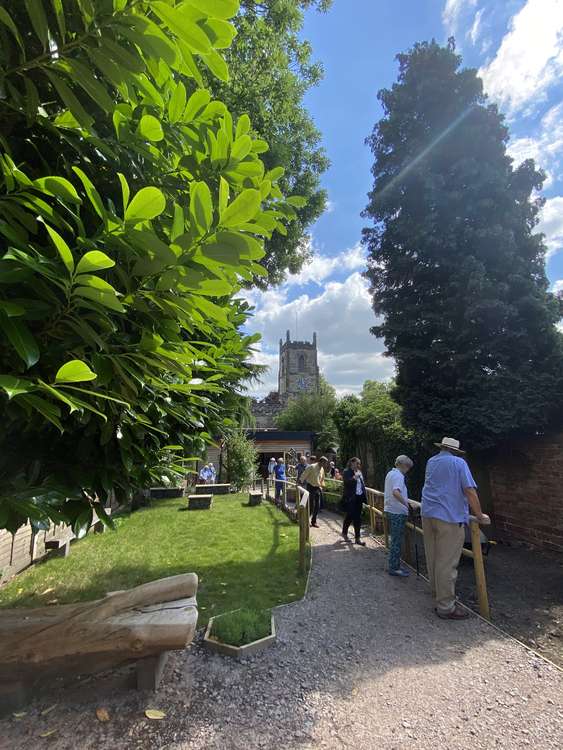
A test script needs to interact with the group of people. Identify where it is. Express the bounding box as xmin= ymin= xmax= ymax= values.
xmin=292 ymin=437 xmax=489 ymax=621
xmin=198 ymin=462 xmax=216 ymax=484
xmin=266 ymin=454 xmax=340 ymax=523
xmin=343 ymin=437 xmax=490 ymax=620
